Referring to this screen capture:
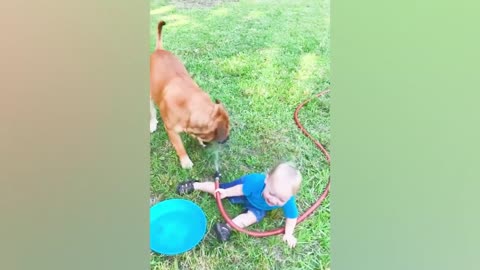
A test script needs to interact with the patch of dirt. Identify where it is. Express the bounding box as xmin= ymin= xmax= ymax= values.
xmin=169 ymin=0 xmax=238 ymax=9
